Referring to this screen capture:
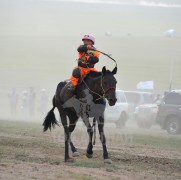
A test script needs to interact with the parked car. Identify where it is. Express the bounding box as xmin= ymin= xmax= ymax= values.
xmin=105 ymin=90 xmax=129 ymax=128
xmin=156 ymin=90 xmax=181 ymax=134
xmin=134 ymin=104 xmax=158 ymax=129
xmin=124 ymin=91 xmax=154 ymax=119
